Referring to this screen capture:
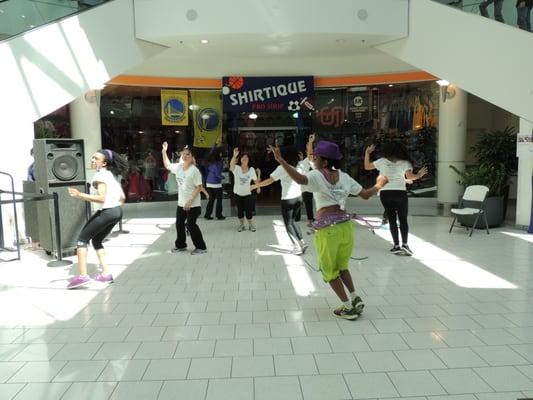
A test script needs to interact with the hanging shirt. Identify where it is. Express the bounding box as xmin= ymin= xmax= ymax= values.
xmin=169 ymin=163 xmax=202 ymax=208
xmin=232 ymin=165 xmax=257 ymax=196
